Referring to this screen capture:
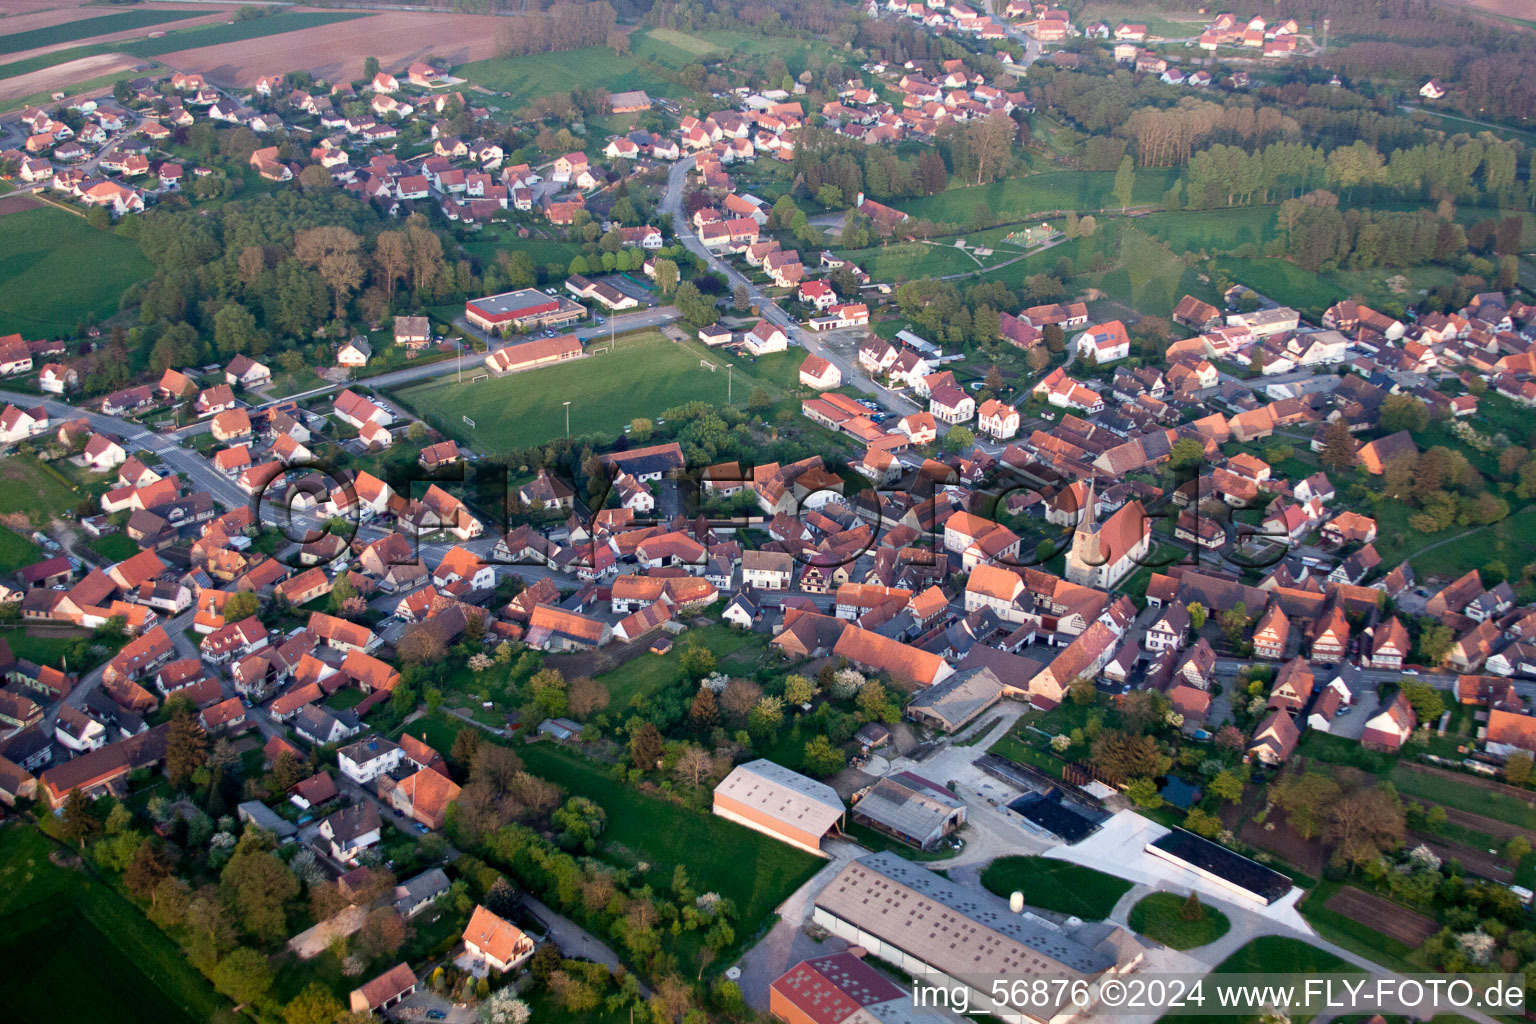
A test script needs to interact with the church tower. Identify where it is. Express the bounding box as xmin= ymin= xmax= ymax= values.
xmin=1065 ymin=481 xmax=1104 ymax=586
